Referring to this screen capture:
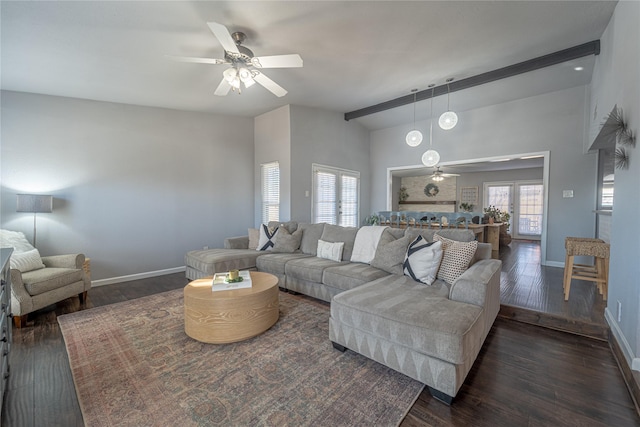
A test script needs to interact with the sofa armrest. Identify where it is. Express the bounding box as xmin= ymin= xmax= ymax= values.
xmin=449 ymin=259 xmax=501 ymax=307
xmin=224 ymin=236 xmax=250 ymax=249
xmin=41 ymin=254 xmax=85 ymax=269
